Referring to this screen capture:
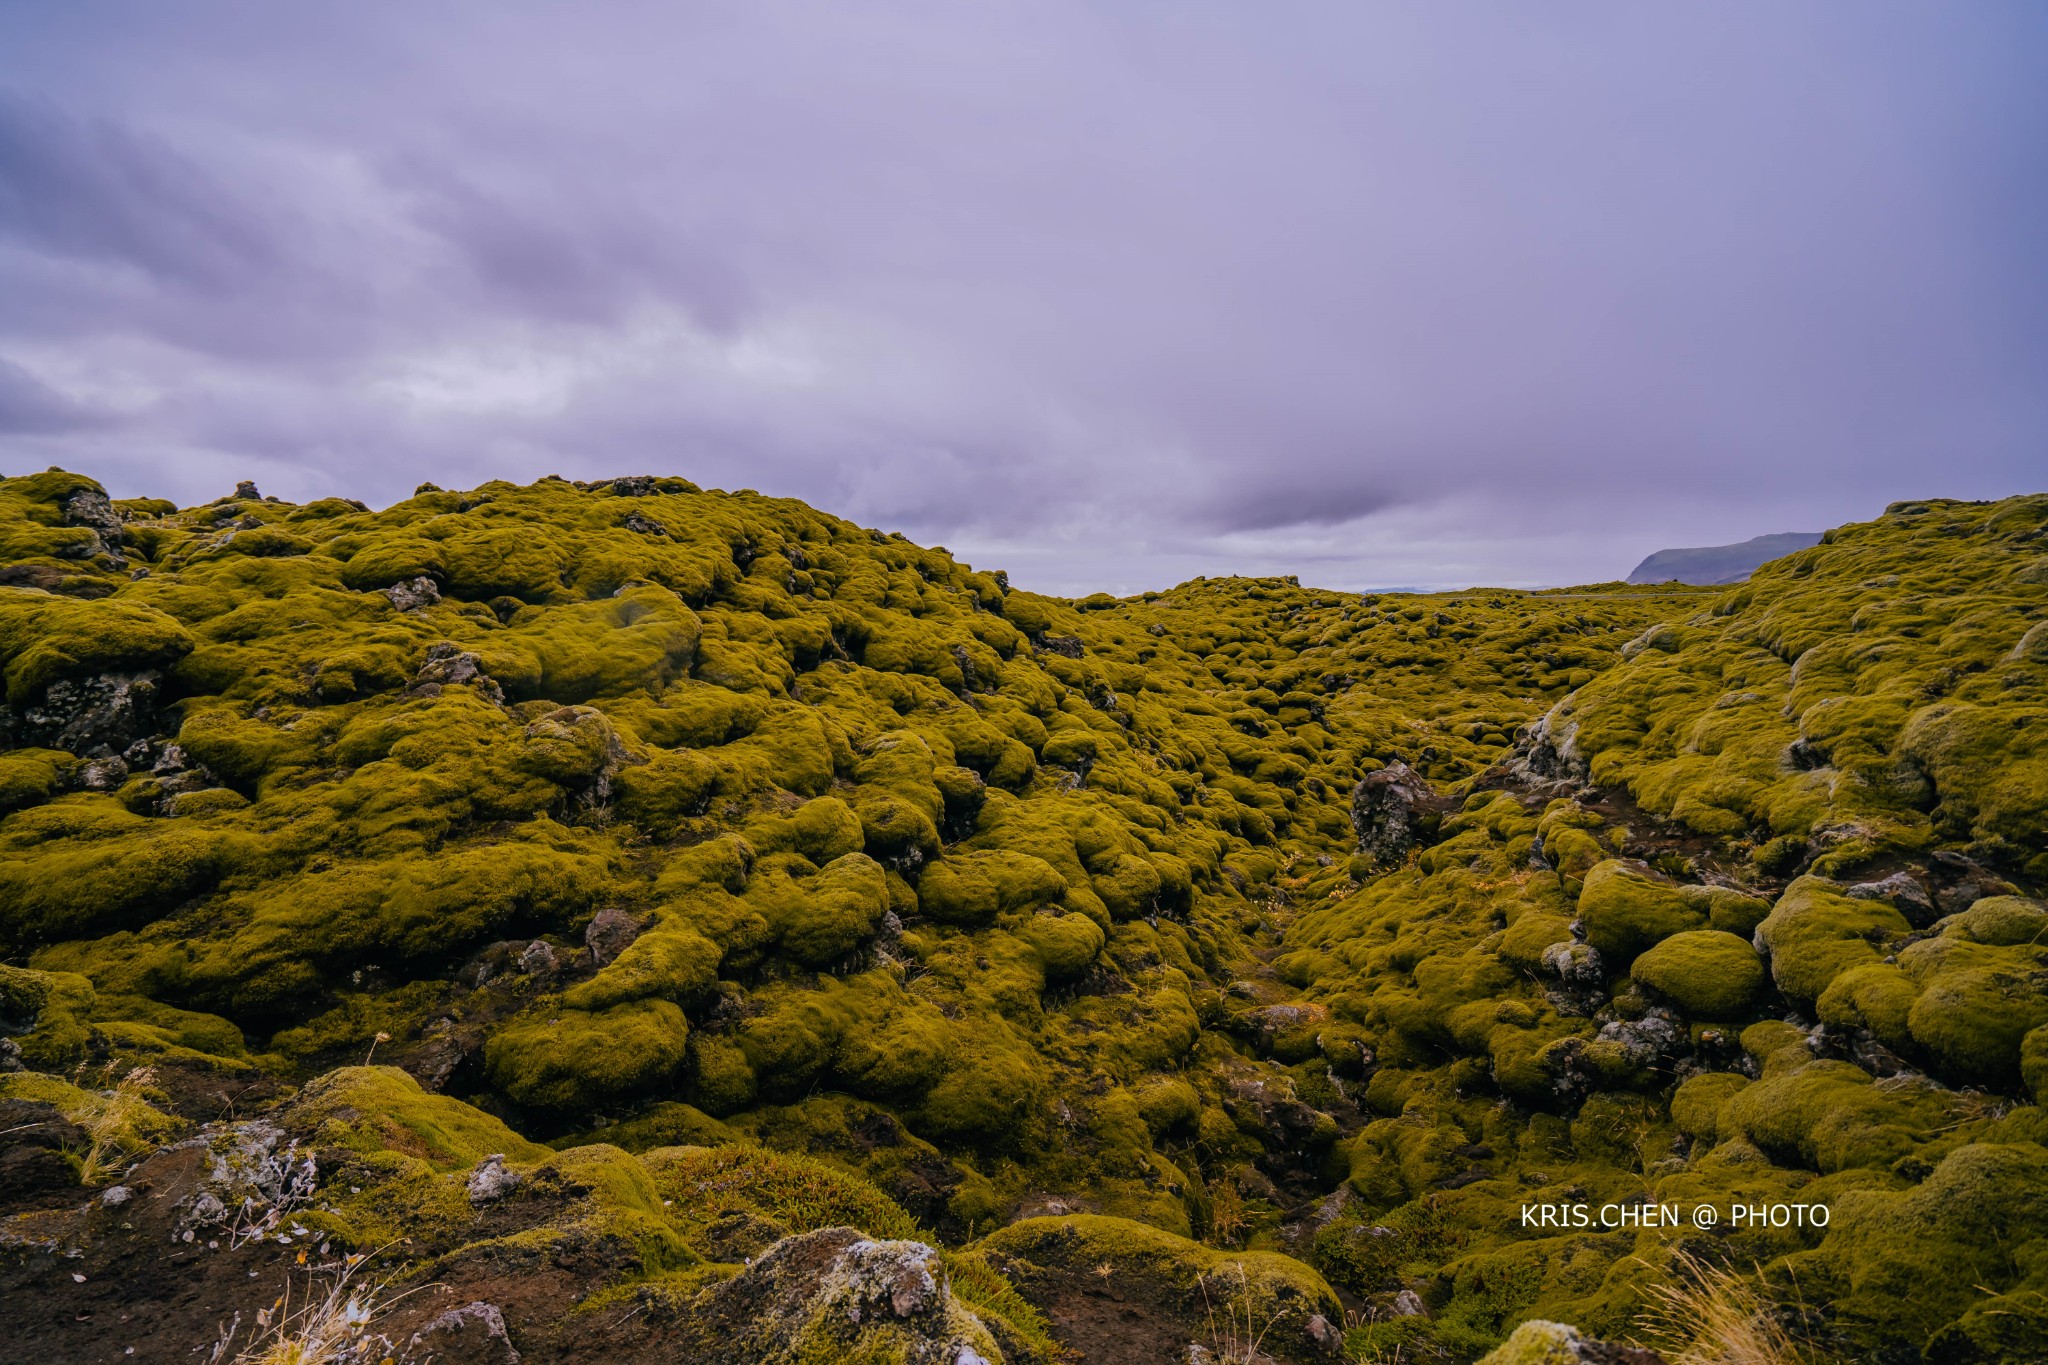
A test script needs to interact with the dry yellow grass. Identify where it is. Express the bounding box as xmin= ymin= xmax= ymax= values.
xmin=208 ymin=1256 xmax=417 ymax=1365
xmin=1635 ymin=1247 xmax=1807 ymax=1365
